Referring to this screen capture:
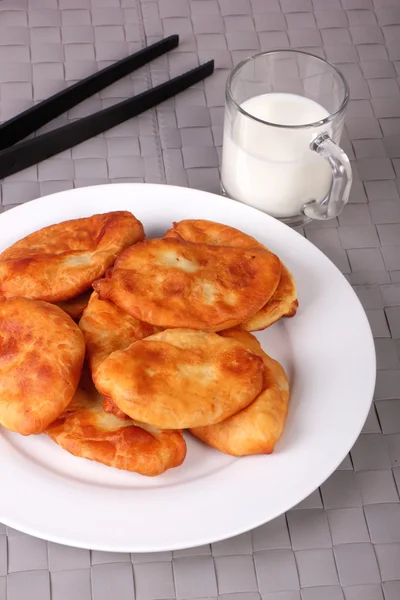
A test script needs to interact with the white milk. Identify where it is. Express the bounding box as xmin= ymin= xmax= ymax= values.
xmin=221 ymin=93 xmax=333 ymax=219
